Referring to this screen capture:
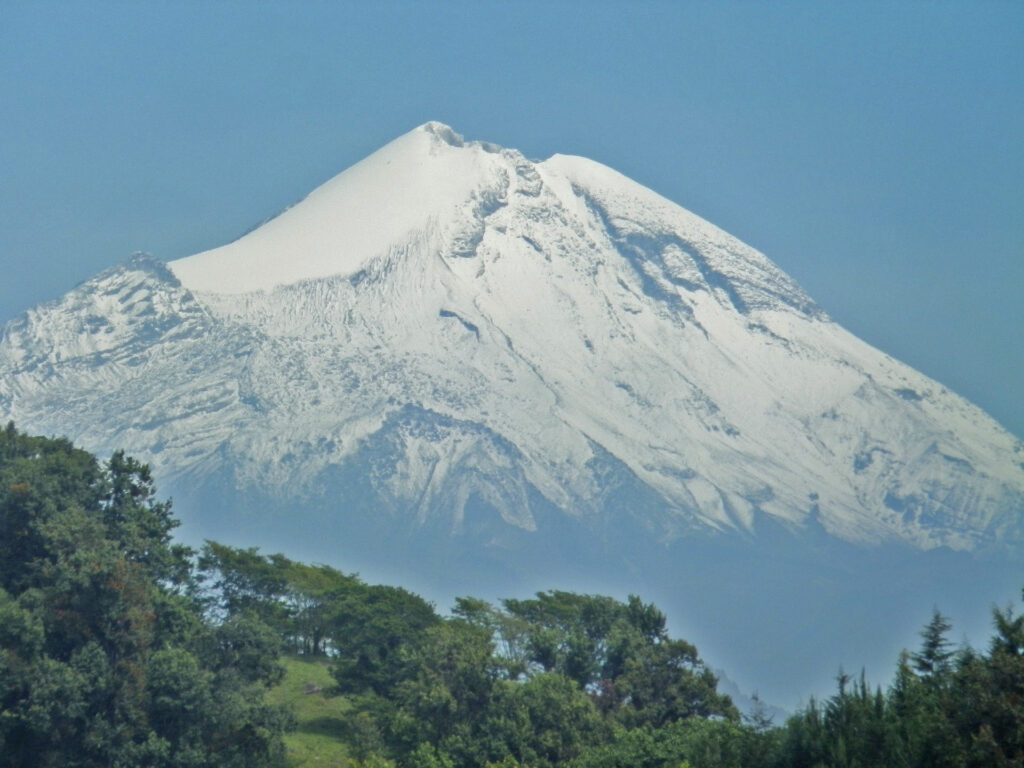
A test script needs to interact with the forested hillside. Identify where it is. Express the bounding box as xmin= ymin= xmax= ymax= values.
xmin=0 ymin=424 xmax=289 ymax=767
xmin=1 ymin=424 xmax=1021 ymax=768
